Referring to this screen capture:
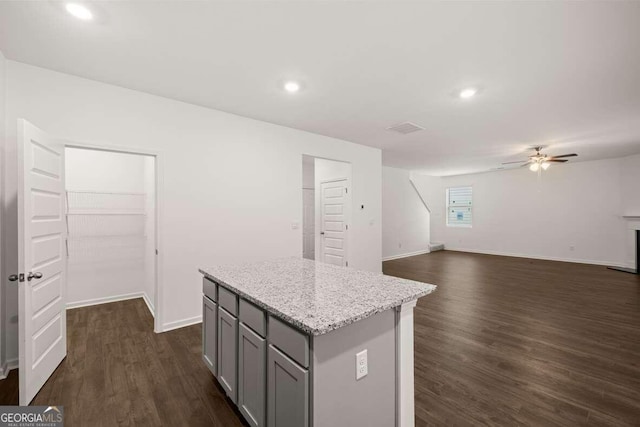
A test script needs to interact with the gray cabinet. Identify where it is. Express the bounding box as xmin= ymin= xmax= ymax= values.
xmin=268 ymin=345 xmax=309 ymax=427
xmin=238 ymin=323 xmax=266 ymax=427
xmin=218 ymin=307 xmax=238 ymax=403
xmin=202 ymin=296 xmax=217 ymax=375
